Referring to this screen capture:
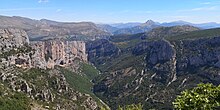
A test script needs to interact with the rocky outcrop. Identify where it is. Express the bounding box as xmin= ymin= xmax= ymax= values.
xmin=0 ymin=28 xmax=88 ymax=70
xmin=0 ymin=63 xmax=98 ymax=109
xmin=31 ymin=40 xmax=87 ymax=70
xmin=0 ymin=28 xmax=29 ymax=54
xmin=175 ymin=37 xmax=220 ymax=72
xmin=133 ymin=40 xmax=175 ymax=65
xmin=0 ymin=28 xmax=98 ymax=109
xmin=93 ymin=35 xmax=220 ymax=109
xmin=86 ymin=39 xmax=120 ymax=65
